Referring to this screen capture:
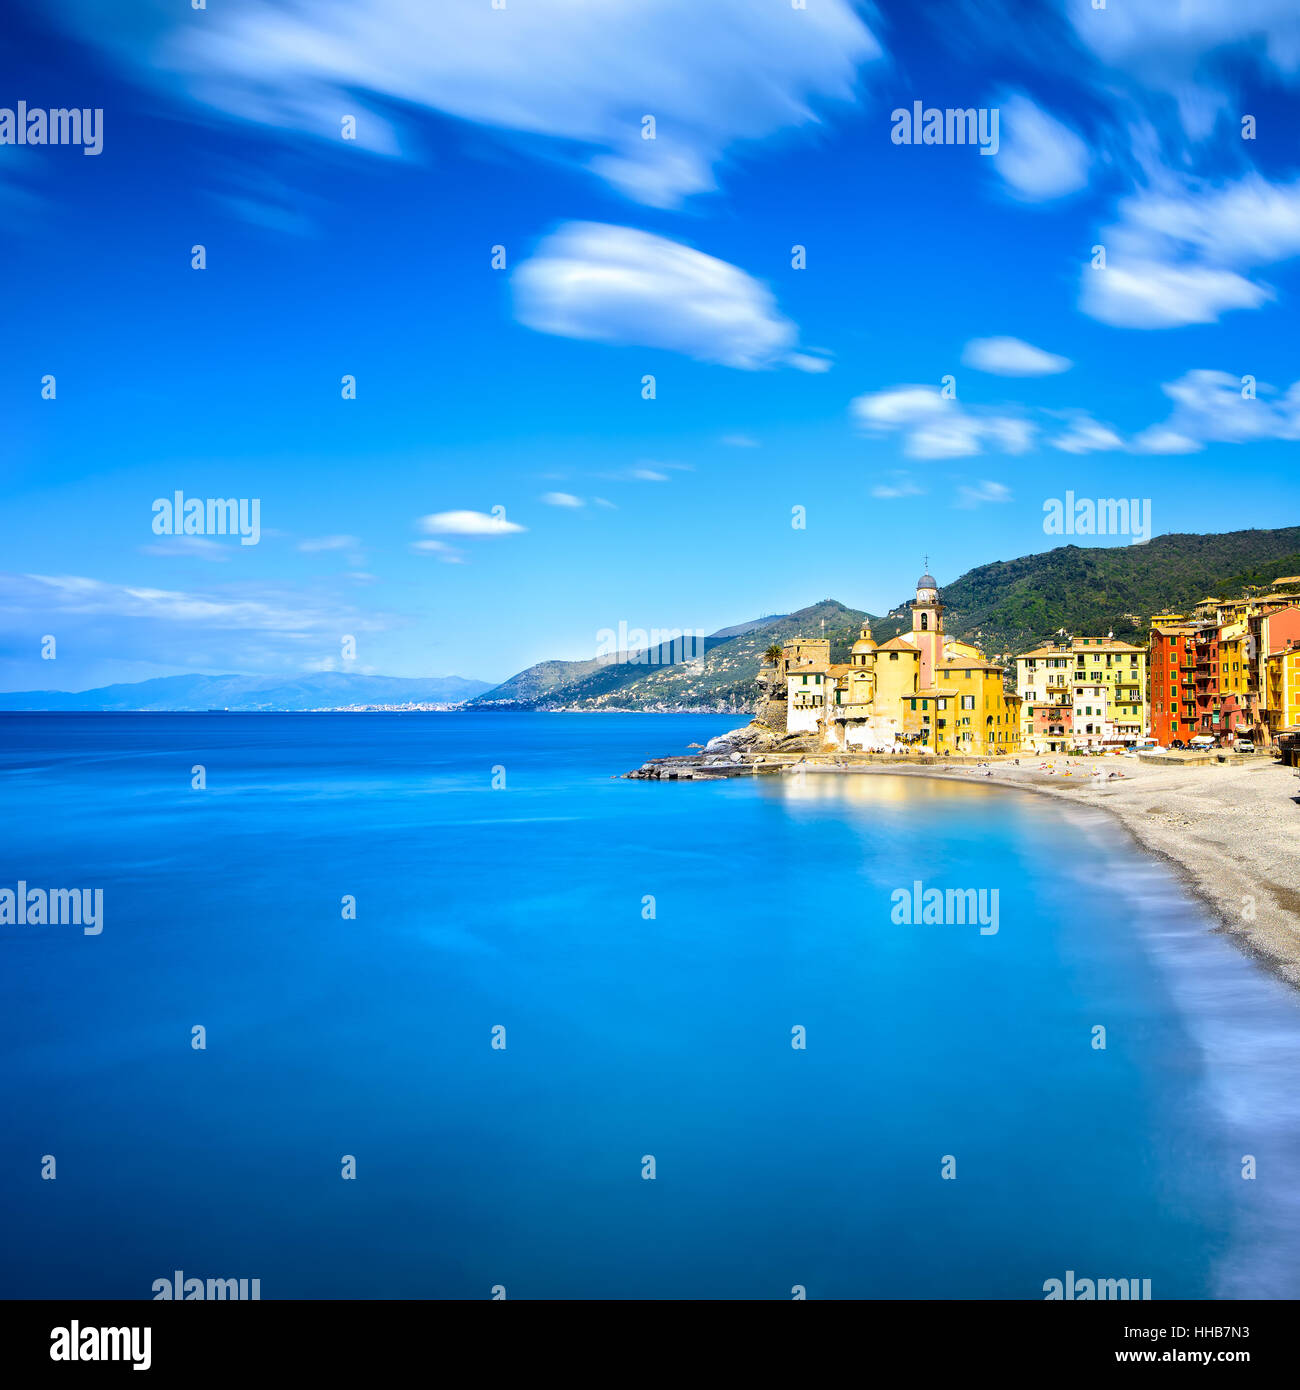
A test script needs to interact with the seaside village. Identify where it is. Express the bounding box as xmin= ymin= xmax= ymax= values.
xmin=753 ymin=570 xmax=1300 ymax=759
